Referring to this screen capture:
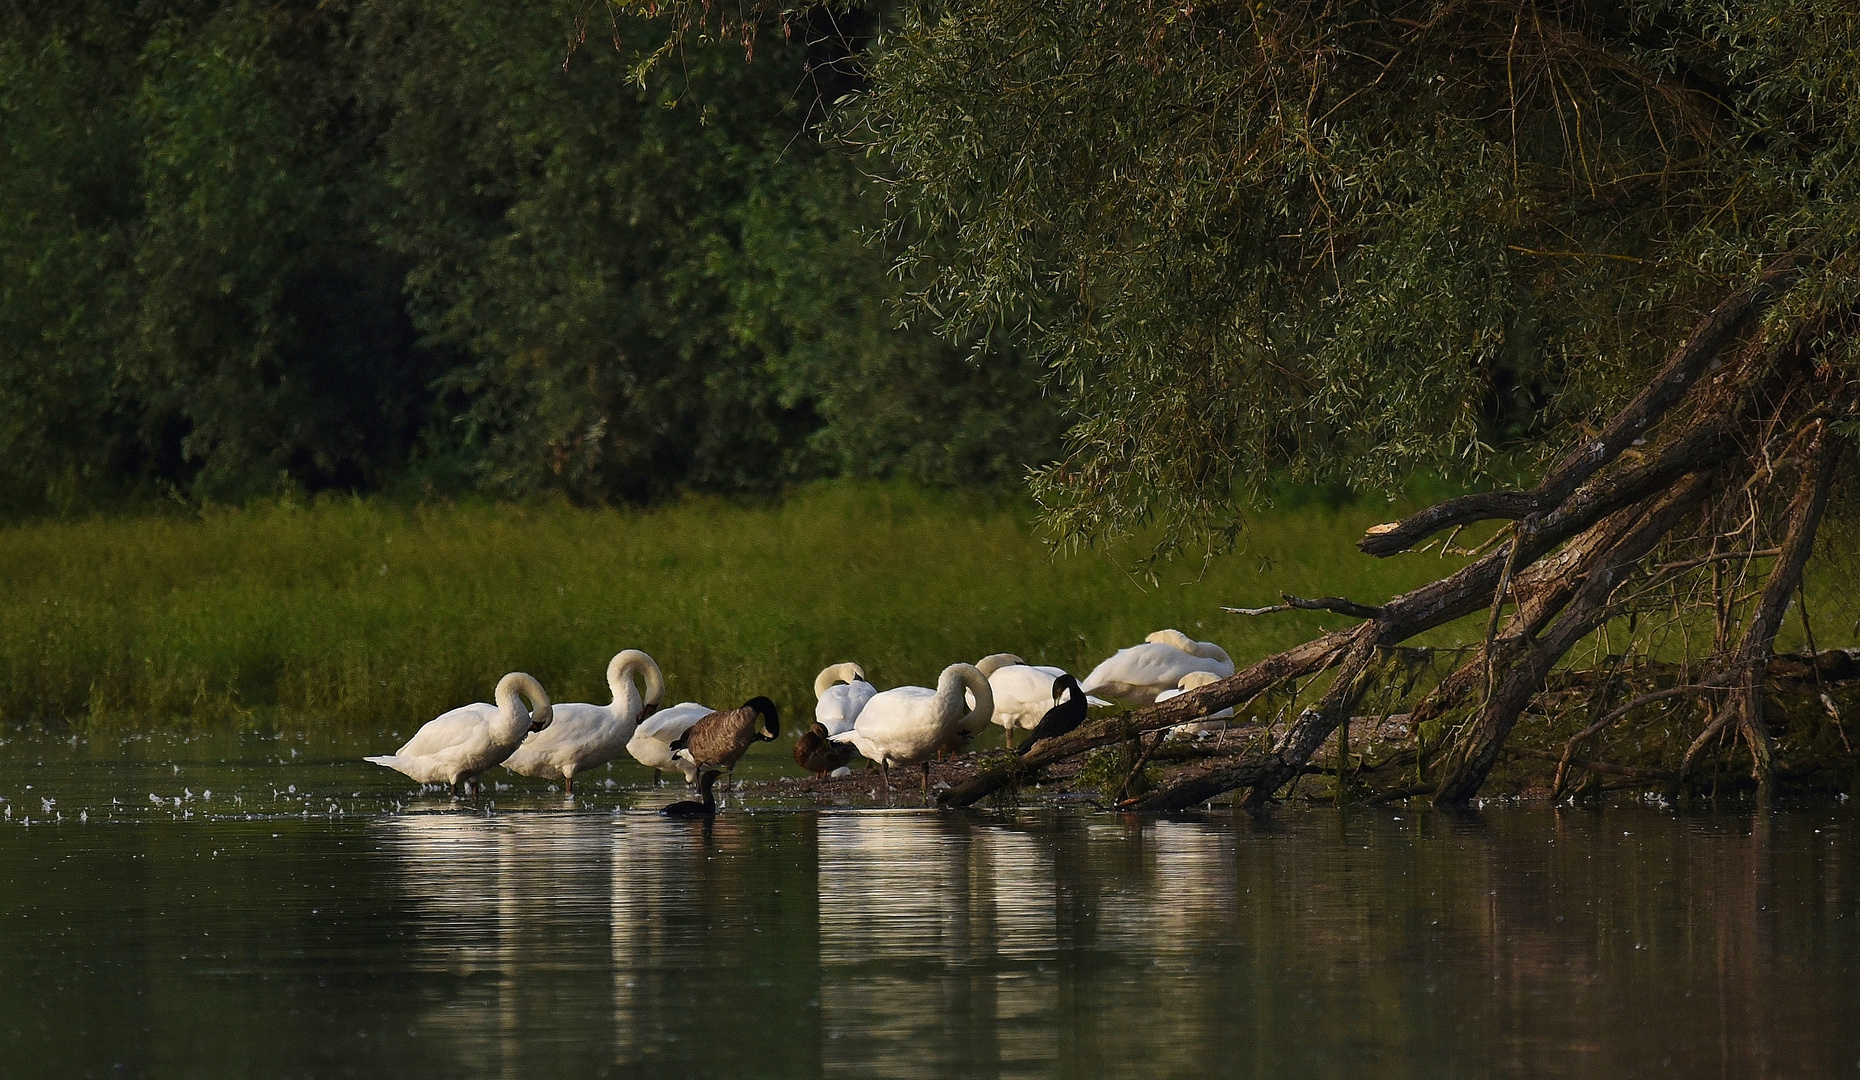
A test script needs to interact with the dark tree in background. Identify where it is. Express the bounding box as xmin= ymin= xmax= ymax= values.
xmin=0 ymin=0 xmax=1060 ymax=510
xmin=636 ymin=0 xmax=1860 ymax=803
